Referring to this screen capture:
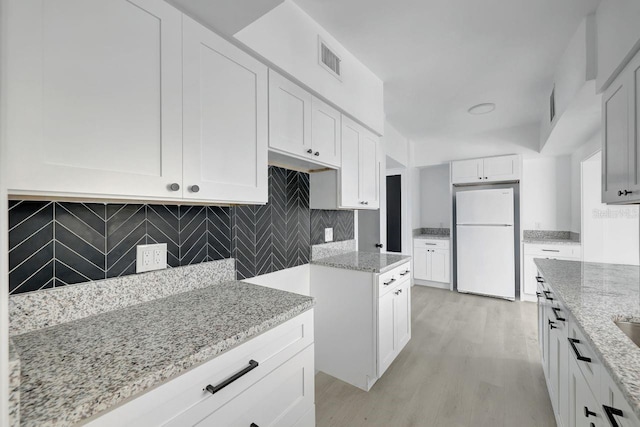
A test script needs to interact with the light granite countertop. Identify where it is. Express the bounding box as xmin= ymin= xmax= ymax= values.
xmin=534 ymin=259 xmax=640 ymax=419
xmin=523 ymin=238 xmax=581 ymax=245
xmin=414 ymin=234 xmax=450 ymax=241
xmin=311 ymin=251 xmax=411 ymax=273
xmin=11 ymin=280 xmax=314 ymax=427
